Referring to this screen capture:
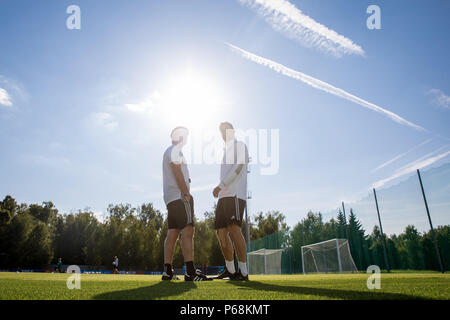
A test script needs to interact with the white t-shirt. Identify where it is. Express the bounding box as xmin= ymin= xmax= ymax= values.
xmin=114 ymin=258 xmax=118 ymax=267
xmin=162 ymin=144 xmax=190 ymax=205
xmin=218 ymin=139 xmax=248 ymax=200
